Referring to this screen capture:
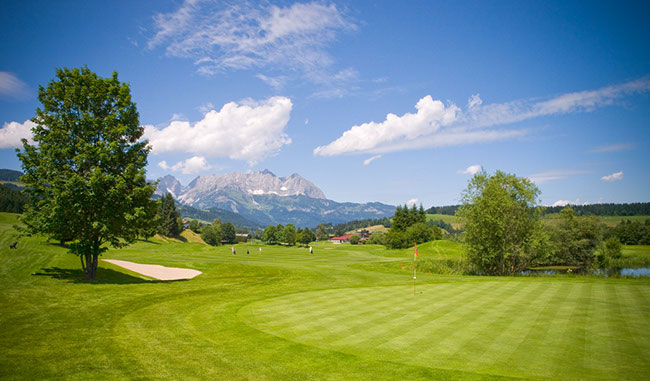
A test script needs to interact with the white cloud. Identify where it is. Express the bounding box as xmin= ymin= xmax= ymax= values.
xmin=169 ymin=113 xmax=186 ymax=122
xmin=197 ymin=102 xmax=215 ymax=115
xmin=148 ymin=1 xmax=355 ymax=81
xmin=0 ymin=120 xmax=35 ymax=148
xmin=528 ymin=169 xmax=590 ymax=184
xmin=552 ymin=200 xmax=571 ymax=207
xmin=406 ymin=198 xmax=419 ymax=207
xmin=256 ymin=74 xmax=287 ymax=90
xmin=601 ymin=171 xmax=623 ymax=182
xmin=314 ymin=95 xmax=461 ymax=156
xmin=590 ymin=143 xmax=634 ymax=153
xmin=363 ymin=155 xmax=382 ymax=166
xmin=159 ymin=156 xmax=211 ymax=174
xmin=458 ymin=165 xmax=482 ymax=175
xmin=304 ymin=119 xmax=309 ymax=125
xmin=0 ymin=72 xmax=29 ymax=99
xmin=313 ymin=77 xmax=650 ymax=157
xmin=143 ymin=97 xmax=292 ymax=165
